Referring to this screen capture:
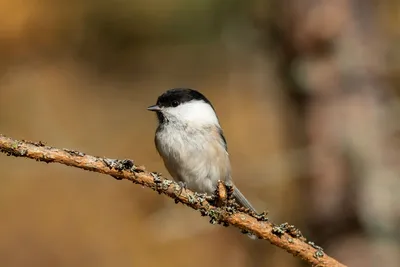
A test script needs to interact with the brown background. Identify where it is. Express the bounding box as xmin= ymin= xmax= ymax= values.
xmin=0 ymin=1 xmax=400 ymax=266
